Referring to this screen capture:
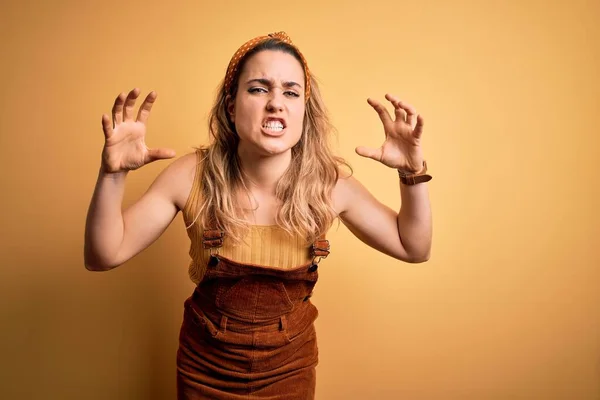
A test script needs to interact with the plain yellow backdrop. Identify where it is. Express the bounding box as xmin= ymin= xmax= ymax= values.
xmin=1 ymin=0 xmax=599 ymax=399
